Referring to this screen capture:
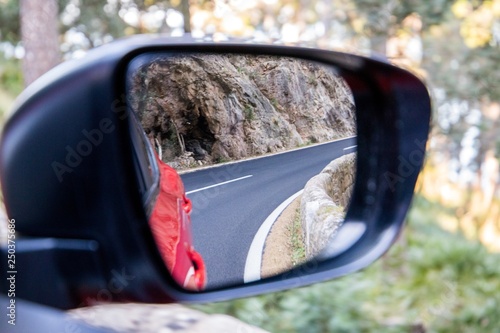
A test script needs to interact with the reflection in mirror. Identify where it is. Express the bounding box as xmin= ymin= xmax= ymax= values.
xmin=127 ymin=53 xmax=357 ymax=291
